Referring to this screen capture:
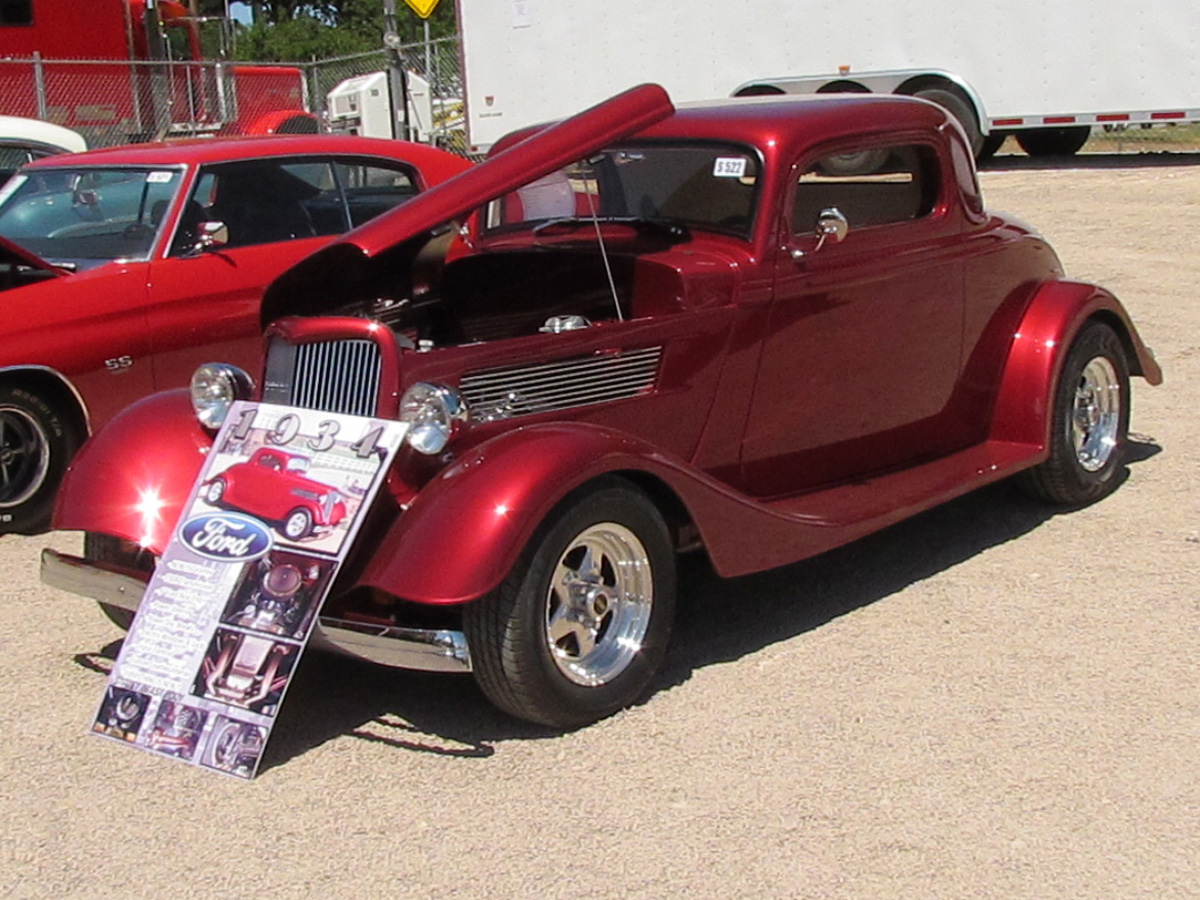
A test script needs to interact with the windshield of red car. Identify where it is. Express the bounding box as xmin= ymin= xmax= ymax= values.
xmin=482 ymin=141 xmax=761 ymax=241
xmin=0 ymin=167 xmax=183 ymax=268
